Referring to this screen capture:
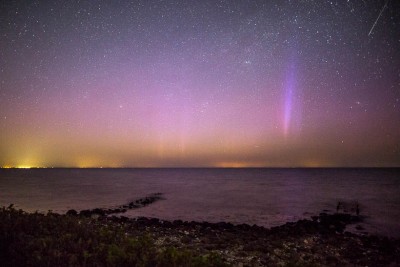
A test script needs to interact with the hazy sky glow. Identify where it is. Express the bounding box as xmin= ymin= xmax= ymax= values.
xmin=1 ymin=0 xmax=400 ymax=167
